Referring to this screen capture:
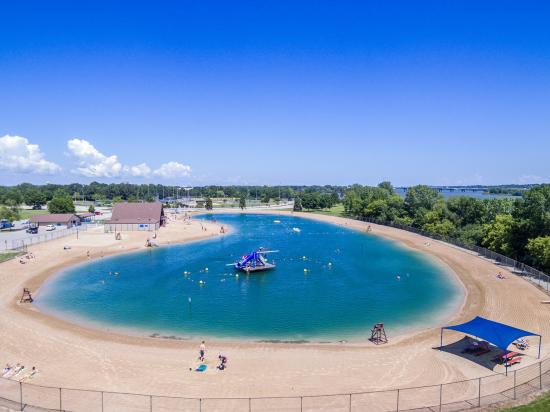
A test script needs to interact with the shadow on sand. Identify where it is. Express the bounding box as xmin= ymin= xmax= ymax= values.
xmin=435 ymin=336 xmax=525 ymax=372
